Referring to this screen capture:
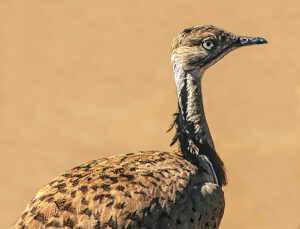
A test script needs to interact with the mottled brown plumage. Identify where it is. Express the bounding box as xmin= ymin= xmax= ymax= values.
xmin=13 ymin=25 xmax=266 ymax=229
xmin=13 ymin=150 xmax=224 ymax=229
